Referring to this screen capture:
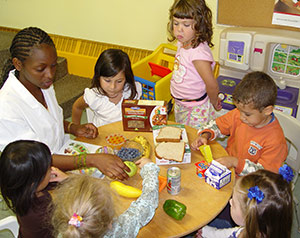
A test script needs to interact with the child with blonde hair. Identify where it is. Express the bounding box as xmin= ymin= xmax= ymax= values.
xmin=197 ymin=165 xmax=294 ymax=238
xmin=167 ymin=0 xmax=221 ymax=128
xmin=51 ymin=157 xmax=159 ymax=238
